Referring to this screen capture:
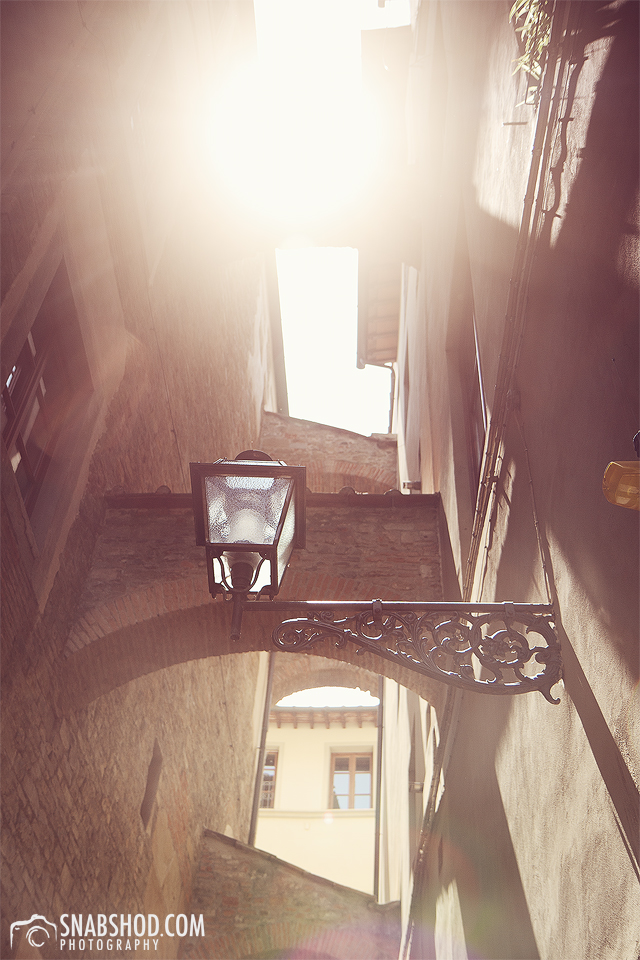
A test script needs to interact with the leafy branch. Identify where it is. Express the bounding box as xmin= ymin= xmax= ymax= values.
xmin=510 ymin=0 xmax=554 ymax=81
